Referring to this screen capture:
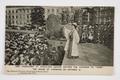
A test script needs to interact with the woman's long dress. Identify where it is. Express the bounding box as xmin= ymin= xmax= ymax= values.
xmin=64 ymin=25 xmax=80 ymax=57
xmin=71 ymin=29 xmax=80 ymax=56
xmin=64 ymin=27 xmax=71 ymax=52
